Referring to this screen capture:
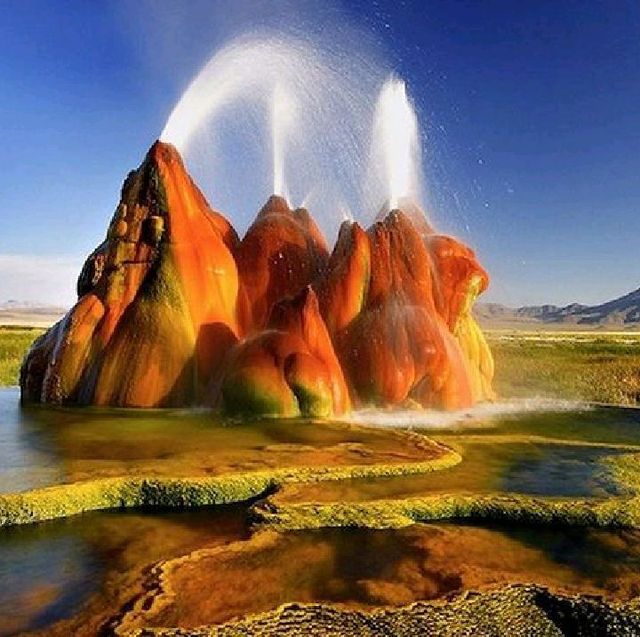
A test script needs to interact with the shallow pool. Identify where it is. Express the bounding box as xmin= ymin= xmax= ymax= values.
xmin=2 ymin=388 xmax=640 ymax=635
